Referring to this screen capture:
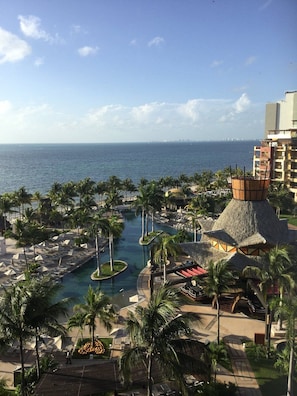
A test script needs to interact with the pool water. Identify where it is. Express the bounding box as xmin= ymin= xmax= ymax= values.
xmin=60 ymin=211 xmax=175 ymax=309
